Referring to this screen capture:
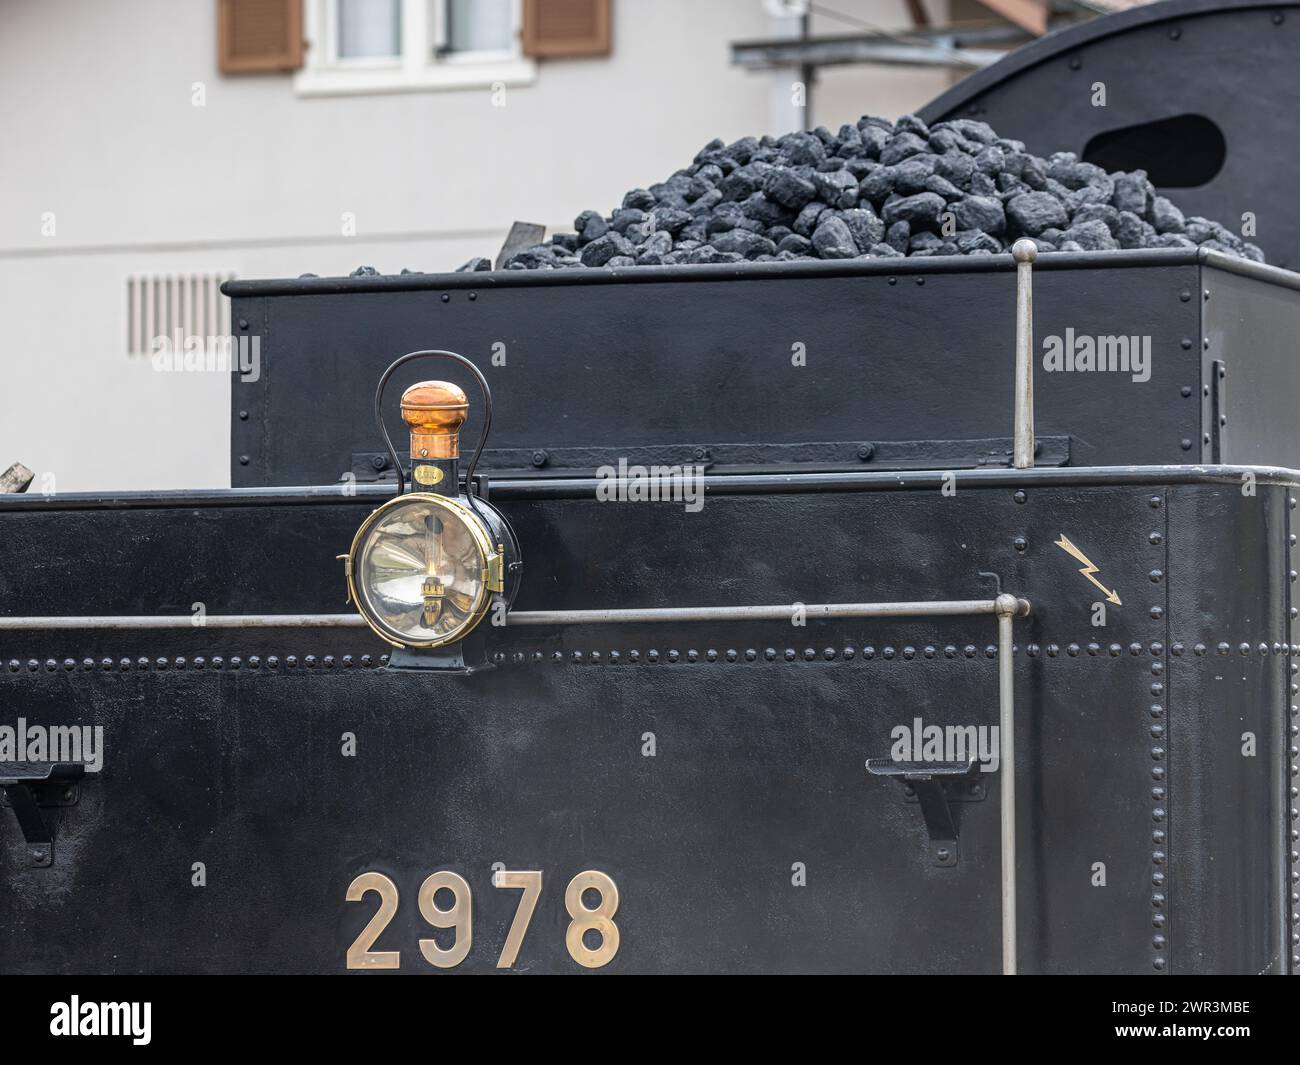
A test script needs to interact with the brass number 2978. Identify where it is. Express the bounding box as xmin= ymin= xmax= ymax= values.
xmin=345 ymin=869 xmax=619 ymax=970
